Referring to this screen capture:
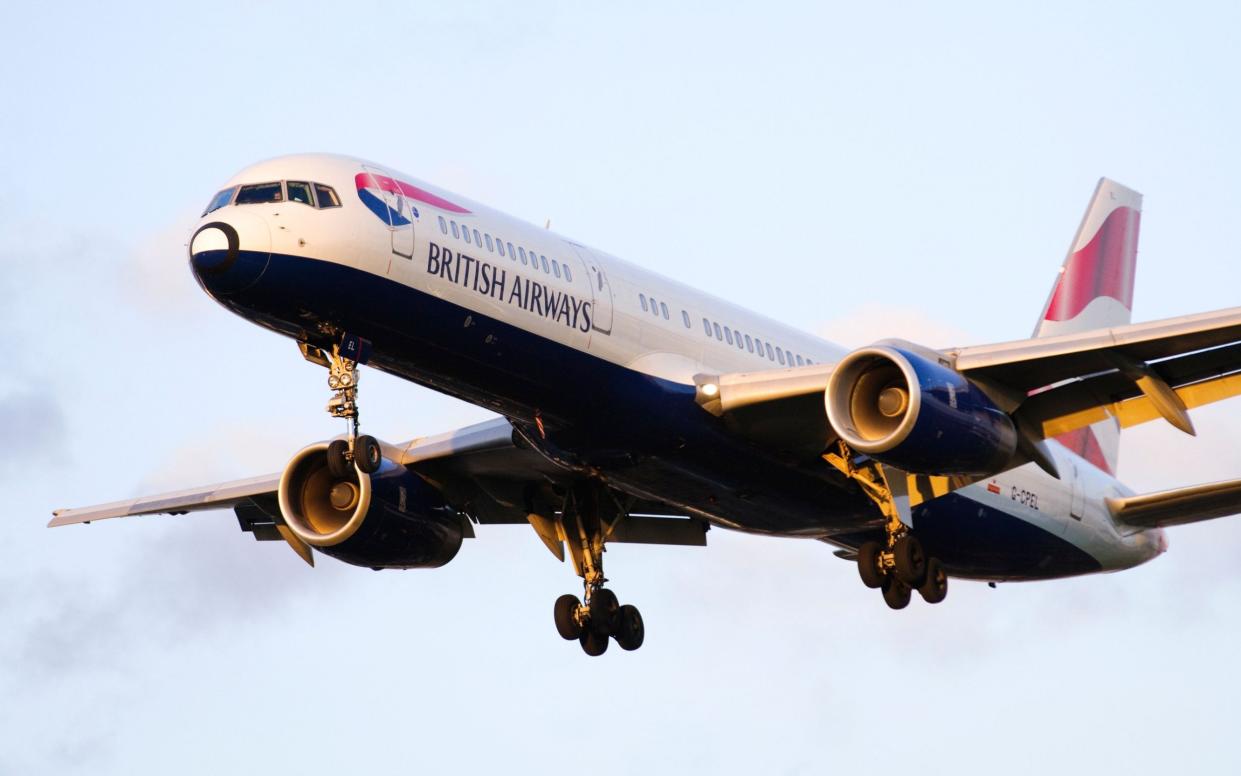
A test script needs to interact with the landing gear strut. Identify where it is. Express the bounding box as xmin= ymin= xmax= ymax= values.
xmin=825 ymin=441 xmax=949 ymax=609
xmin=548 ymin=484 xmax=645 ymax=655
xmin=305 ymin=340 xmax=381 ymax=475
